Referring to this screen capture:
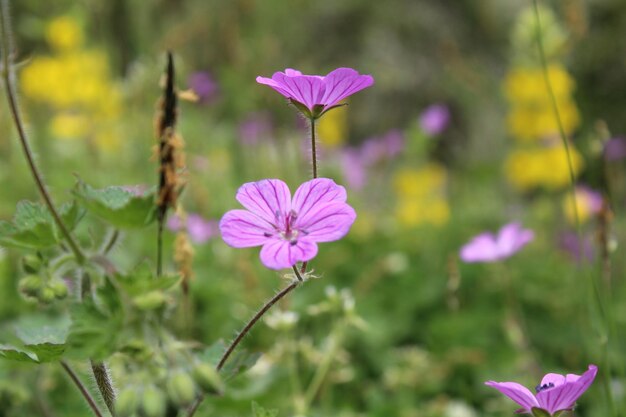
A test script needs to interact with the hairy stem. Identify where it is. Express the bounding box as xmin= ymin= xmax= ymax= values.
xmin=0 ymin=0 xmax=85 ymax=264
xmin=61 ymin=361 xmax=104 ymax=417
xmin=187 ymin=280 xmax=302 ymax=416
xmin=157 ymin=220 xmax=164 ymax=276
xmin=91 ymin=360 xmax=116 ymax=416
xmin=102 ymin=229 xmax=120 ymax=255
xmin=310 ymin=117 xmax=318 ymax=179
